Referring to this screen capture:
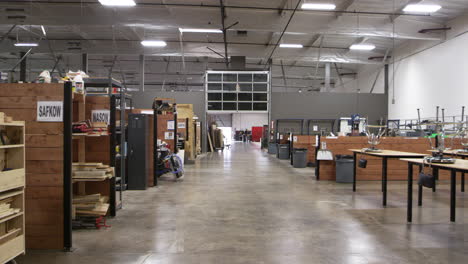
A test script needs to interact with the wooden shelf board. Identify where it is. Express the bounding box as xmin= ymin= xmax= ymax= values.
xmin=0 ymin=122 xmax=25 ymax=127
xmin=0 ymin=144 xmax=24 ymax=149
xmin=0 ymin=212 xmax=23 ymax=225
xmin=0 ymin=190 xmax=23 ymax=201
xmin=0 ymin=235 xmax=24 ymax=264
